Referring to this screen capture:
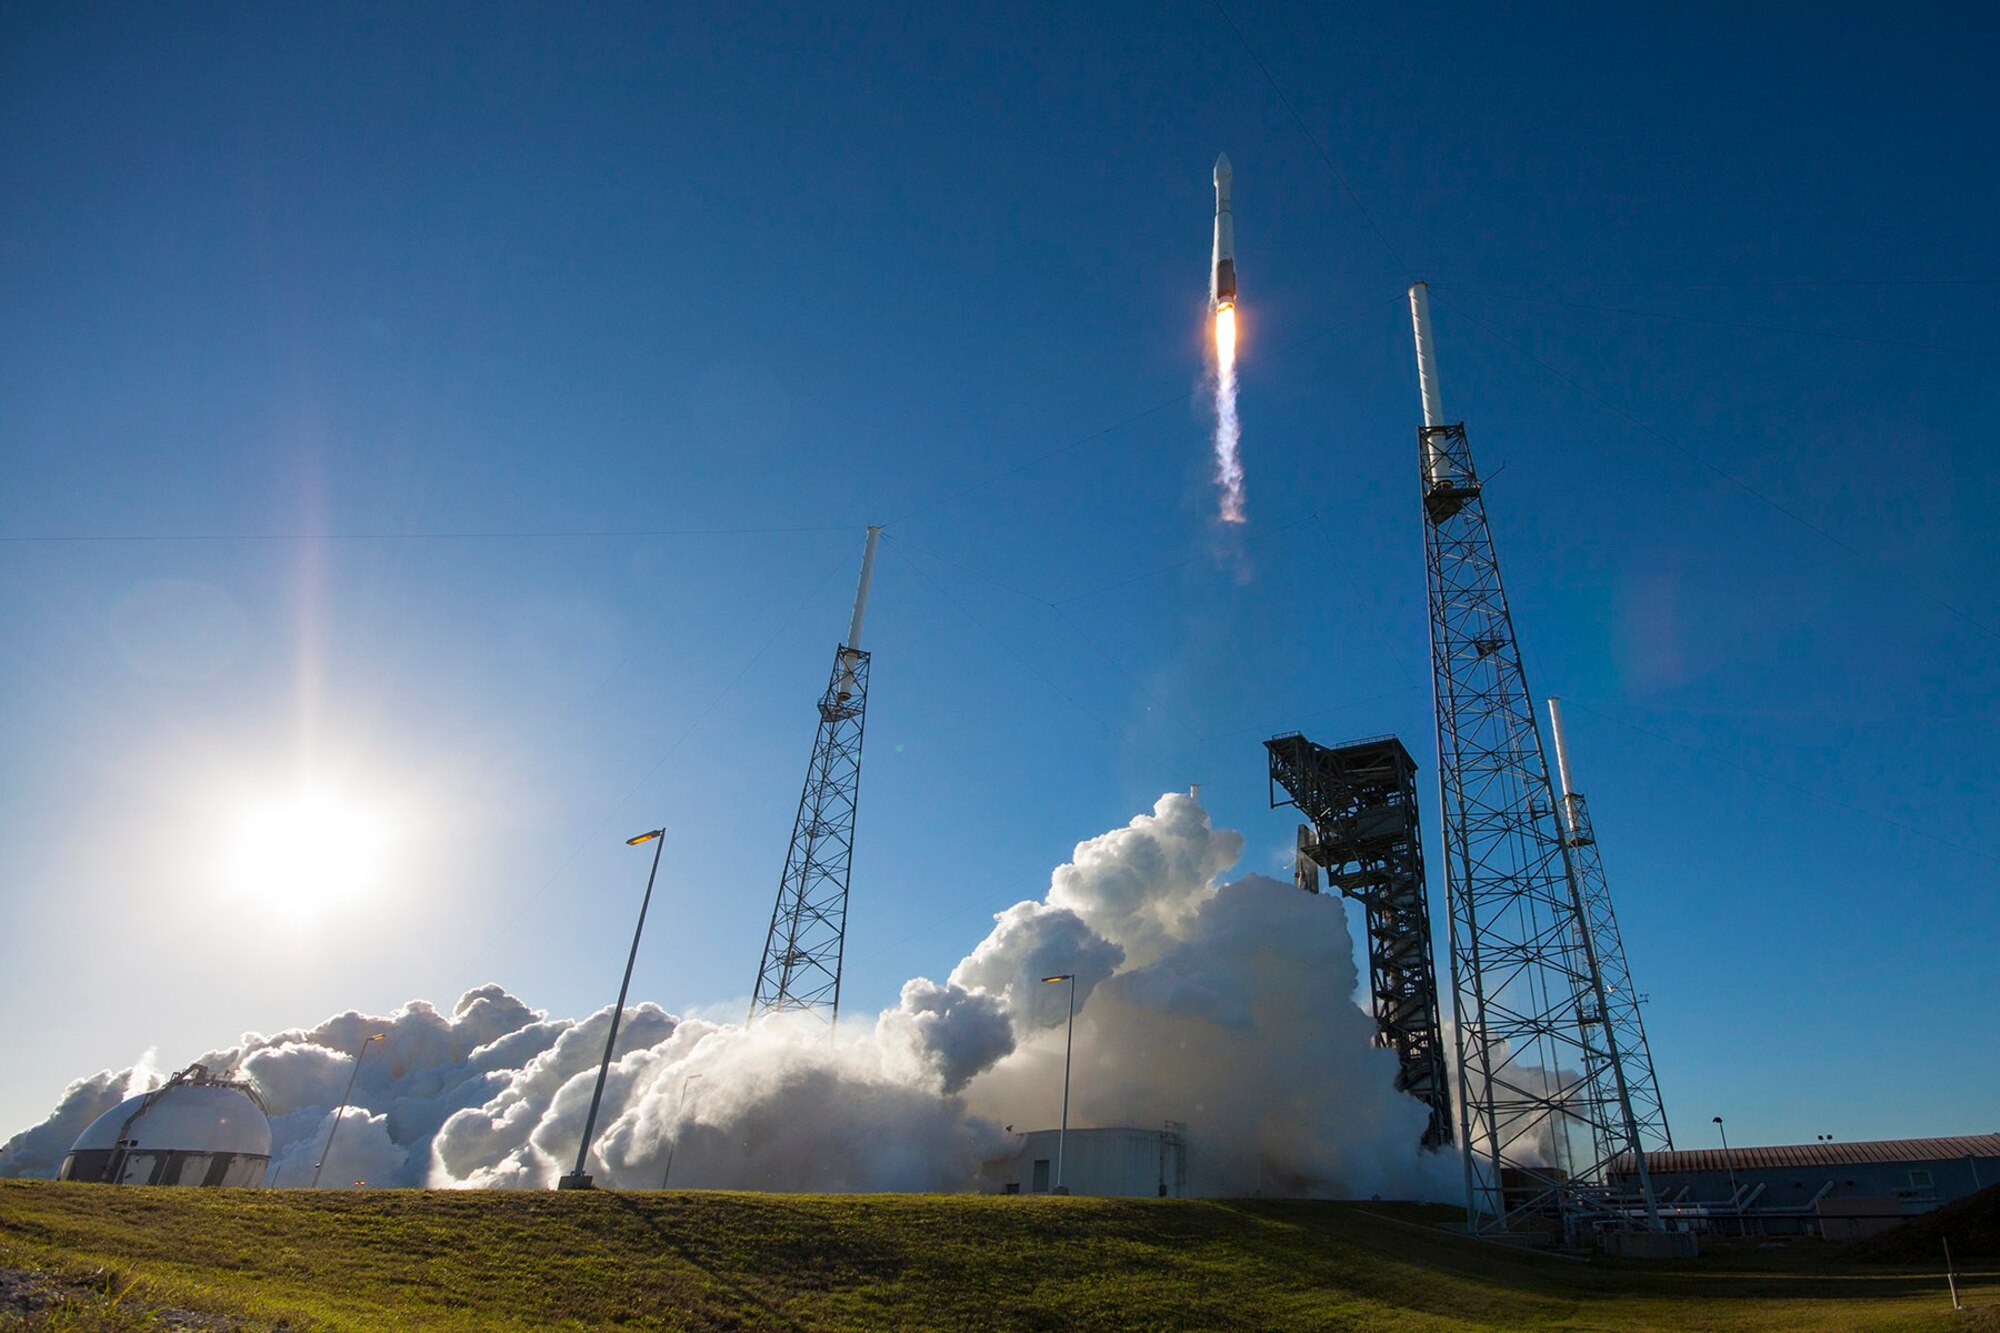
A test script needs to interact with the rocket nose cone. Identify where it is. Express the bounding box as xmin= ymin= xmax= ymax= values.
xmin=1214 ymin=152 xmax=1233 ymax=181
